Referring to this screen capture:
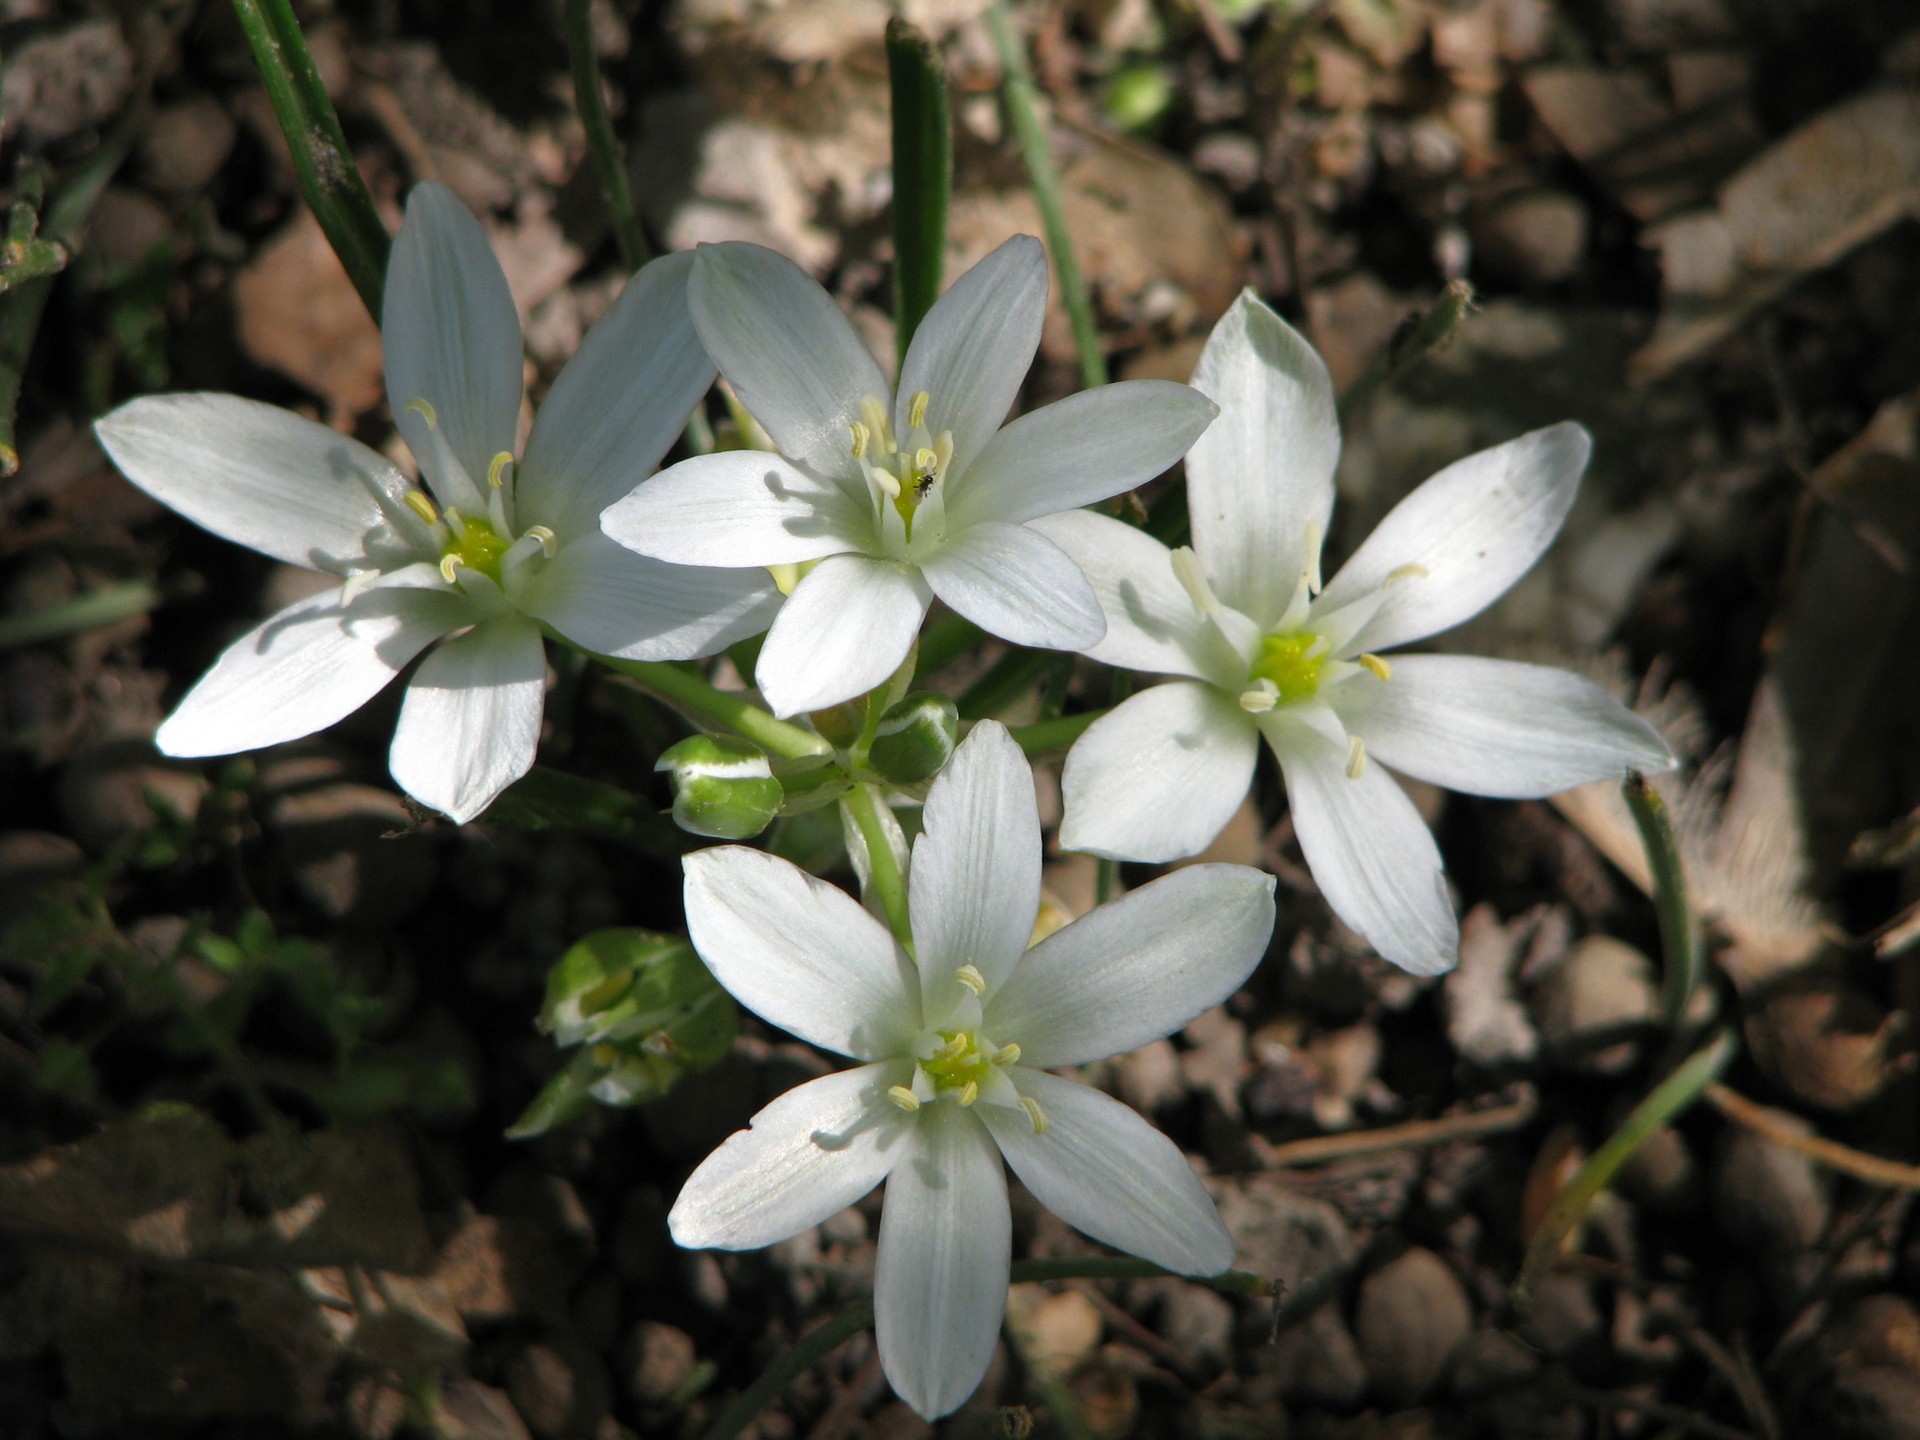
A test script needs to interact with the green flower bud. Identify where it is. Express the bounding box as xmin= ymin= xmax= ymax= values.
xmin=867 ymin=691 xmax=960 ymax=785
xmin=807 ymin=700 xmax=866 ymax=748
xmin=657 ymin=734 xmax=782 ymax=839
